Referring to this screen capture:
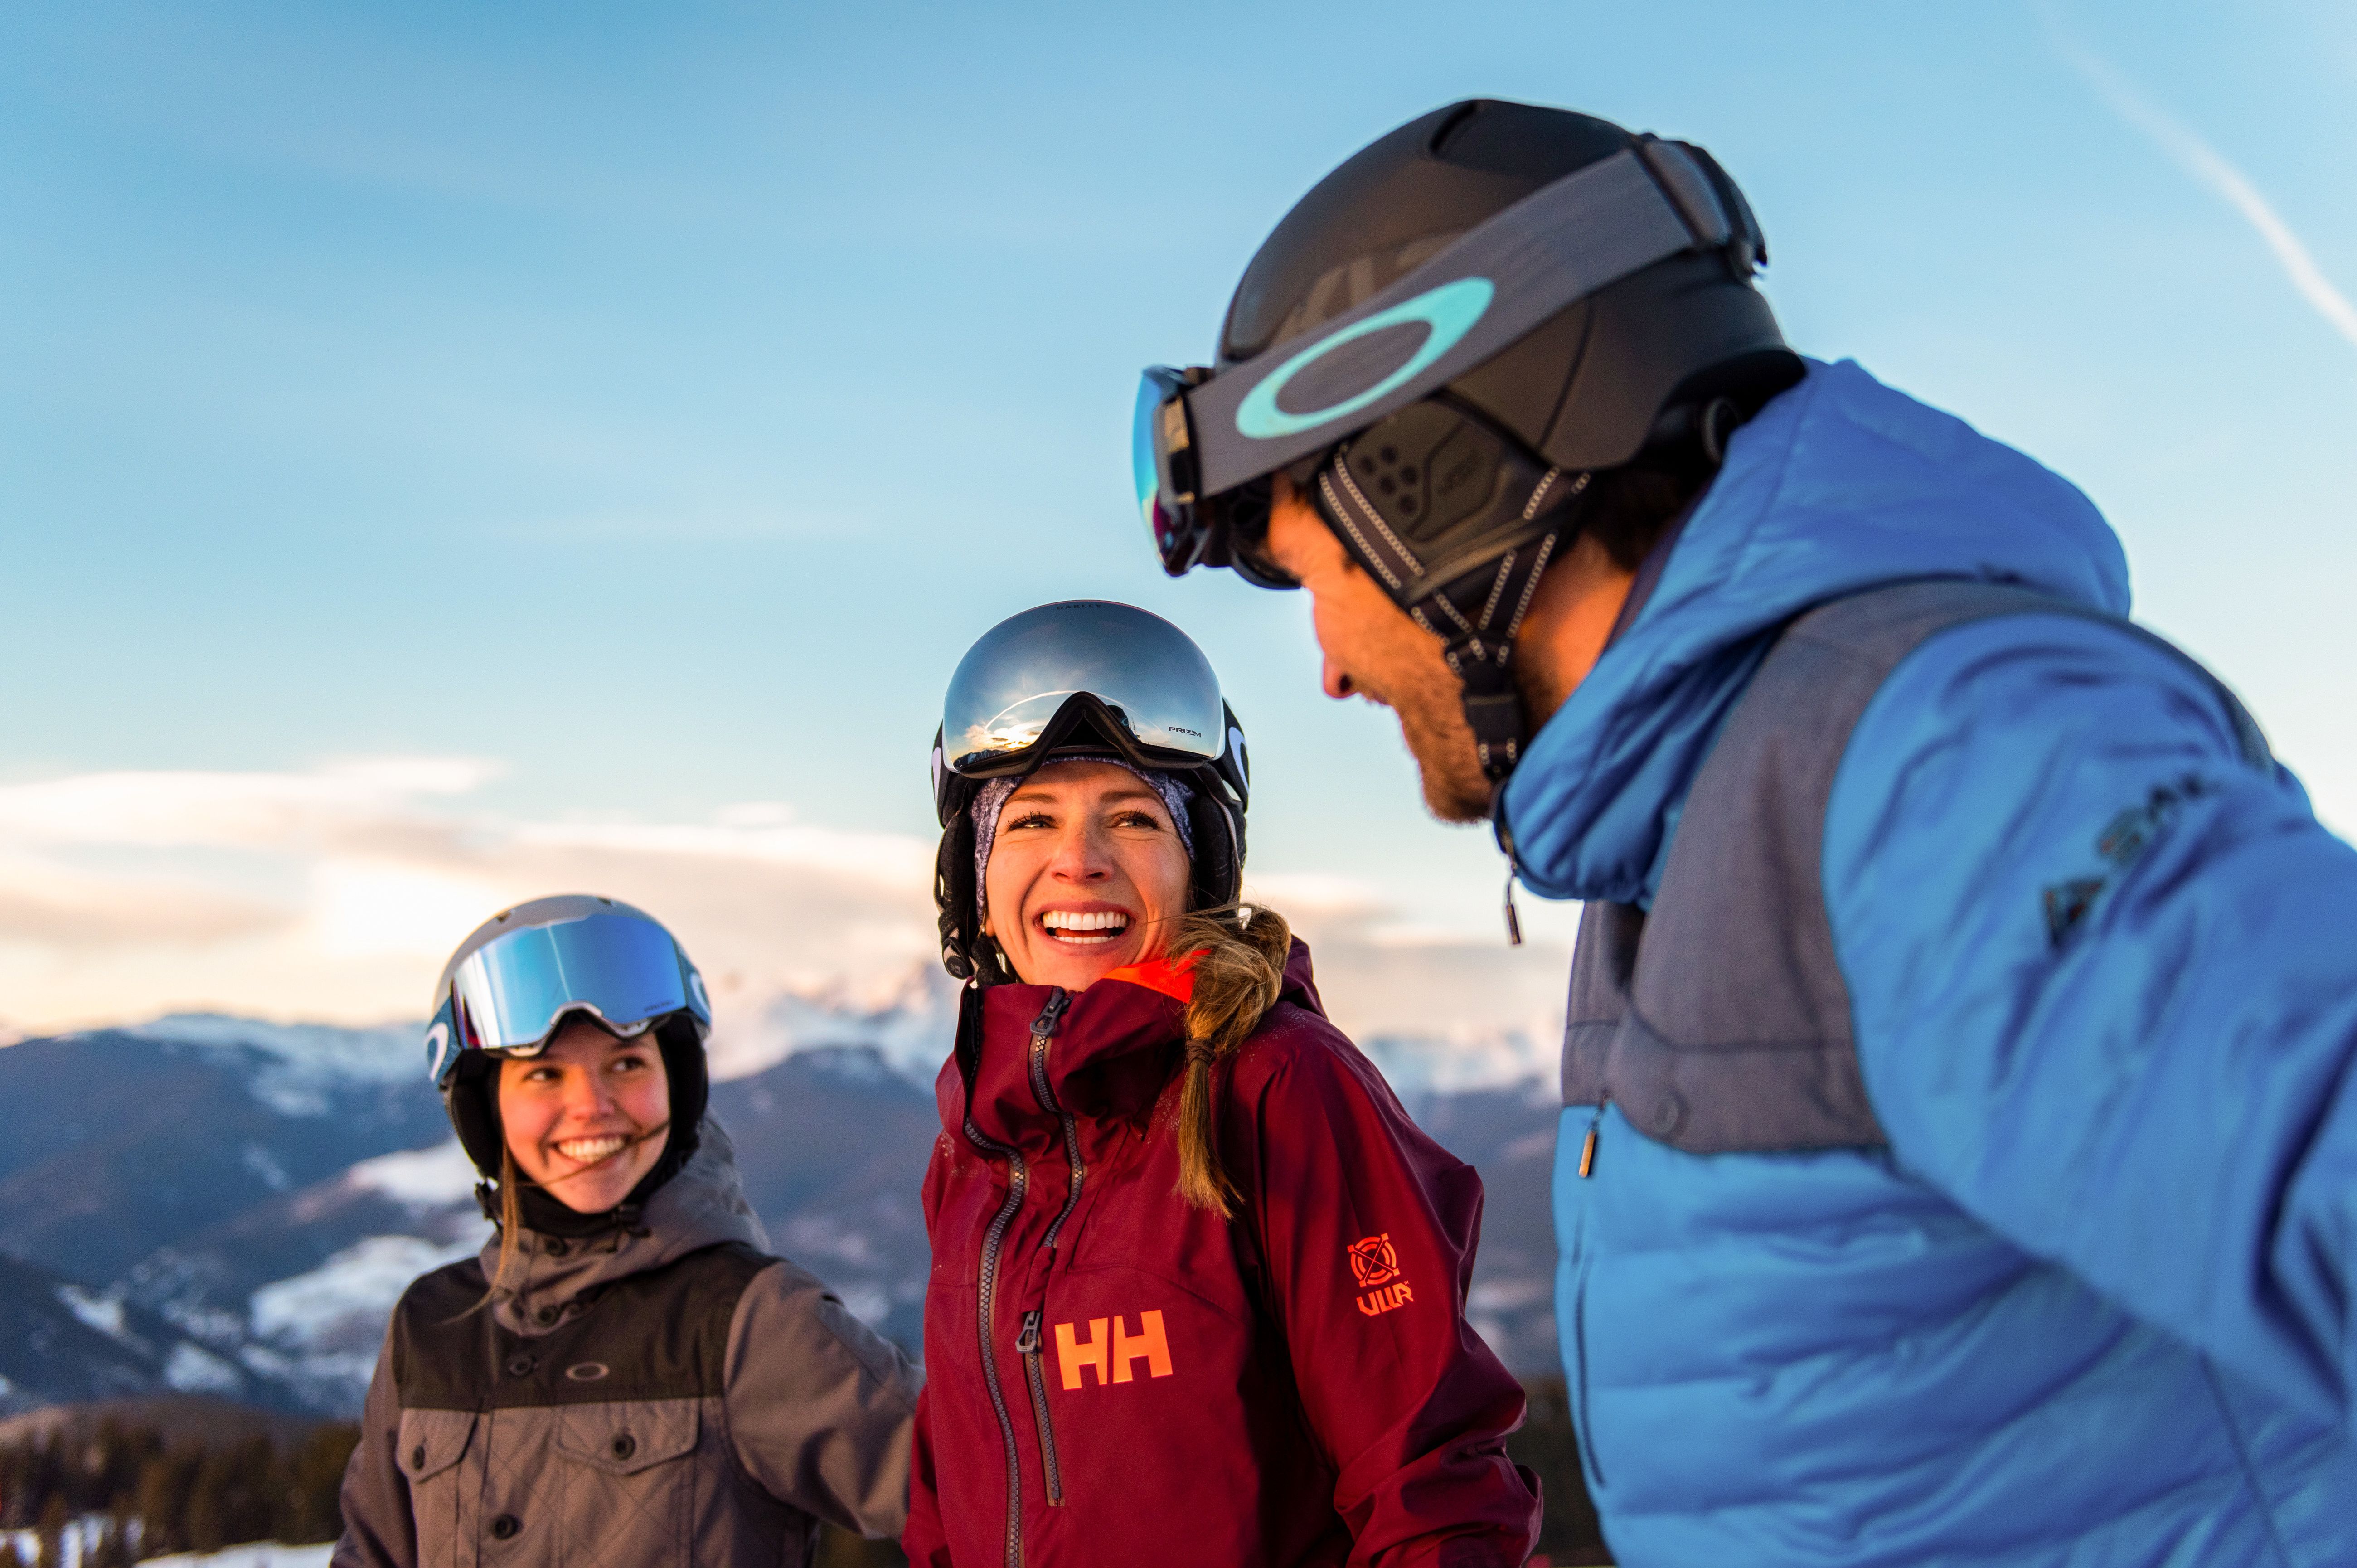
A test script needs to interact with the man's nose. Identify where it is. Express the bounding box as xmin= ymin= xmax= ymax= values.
xmin=1322 ymin=655 xmax=1355 ymax=700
